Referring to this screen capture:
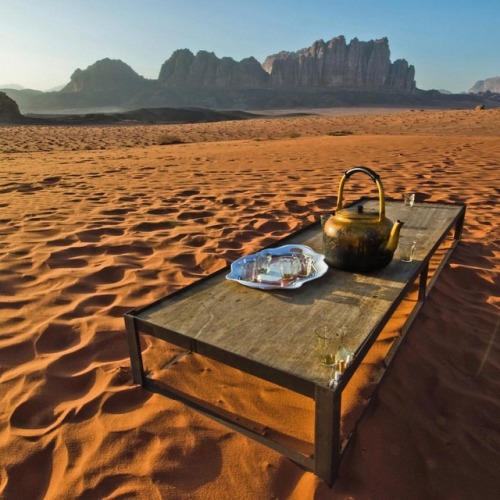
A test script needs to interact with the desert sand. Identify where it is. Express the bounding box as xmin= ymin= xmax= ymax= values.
xmin=1 ymin=108 xmax=499 ymax=499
